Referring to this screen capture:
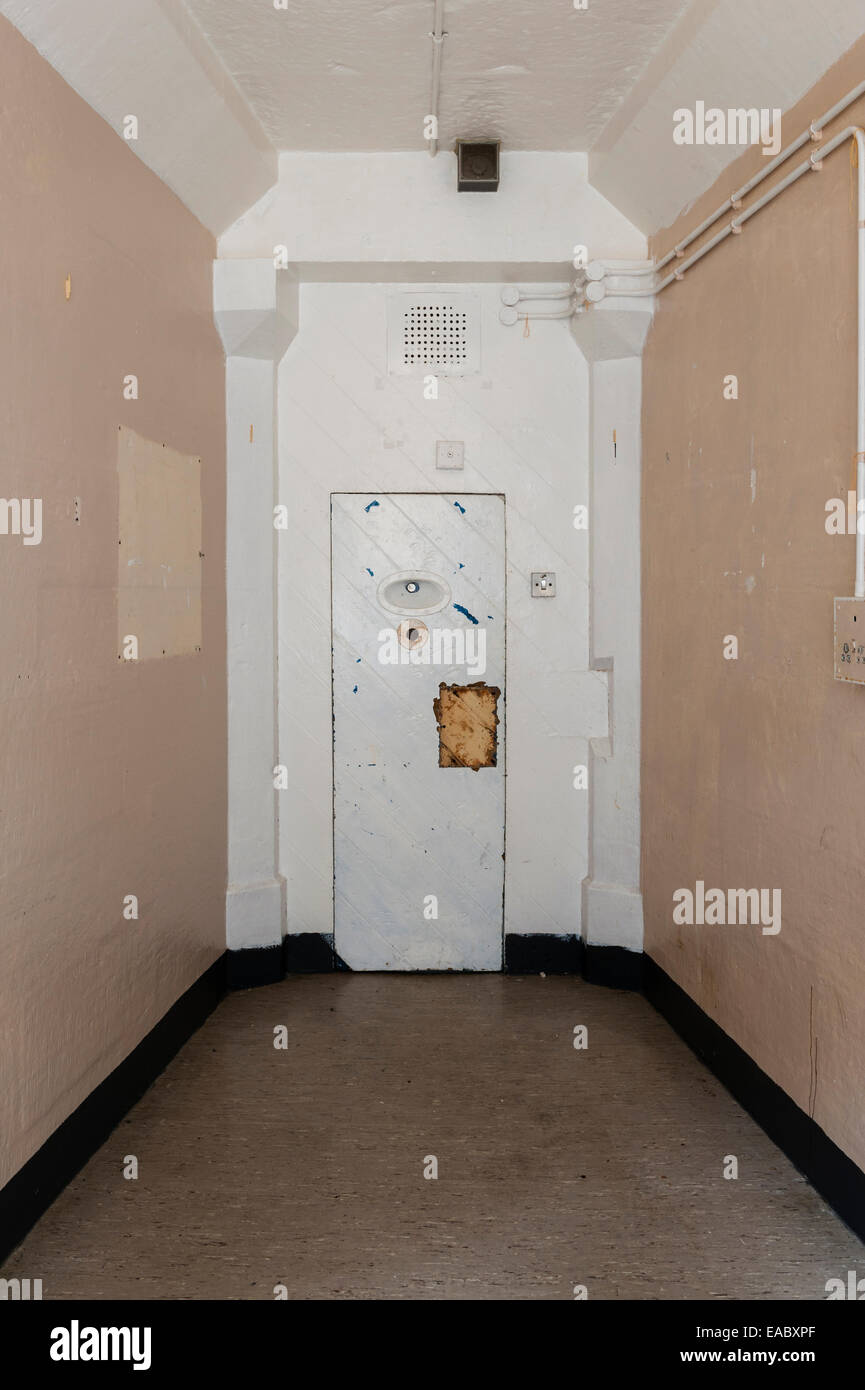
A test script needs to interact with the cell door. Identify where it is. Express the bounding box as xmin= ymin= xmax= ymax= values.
xmin=331 ymin=493 xmax=505 ymax=970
